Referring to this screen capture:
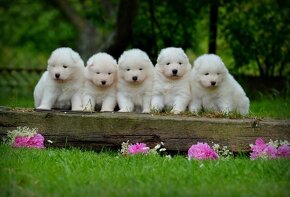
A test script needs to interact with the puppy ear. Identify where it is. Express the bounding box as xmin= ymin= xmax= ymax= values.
xmin=193 ymin=58 xmax=201 ymax=70
xmin=87 ymin=56 xmax=94 ymax=67
xmin=118 ymin=52 xmax=126 ymax=66
xmin=157 ymin=50 xmax=165 ymax=64
xmin=112 ymin=59 xmax=118 ymax=69
xmin=47 ymin=58 xmax=53 ymax=67
xmin=70 ymin=49 xmax=82 ymax=65
xmin=179 ymin=49 xmax=188 ymax=61
xmin=221 ymin=61 xmax=229 ymax=74
xmin=84 ymin=67 xmax=92 ymax=79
